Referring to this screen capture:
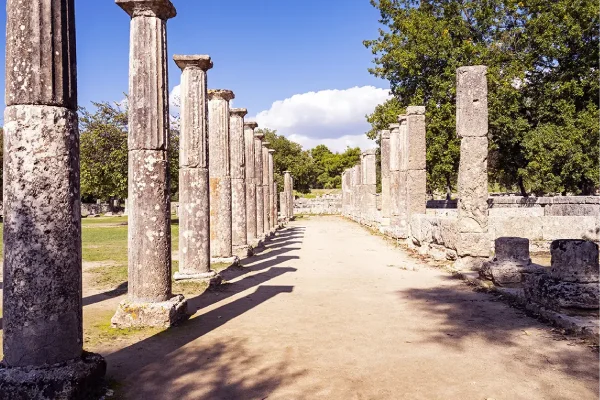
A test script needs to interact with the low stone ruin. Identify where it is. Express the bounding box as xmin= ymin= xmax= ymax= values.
xmin=480 ymin=237 xmax=544 ymax=286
